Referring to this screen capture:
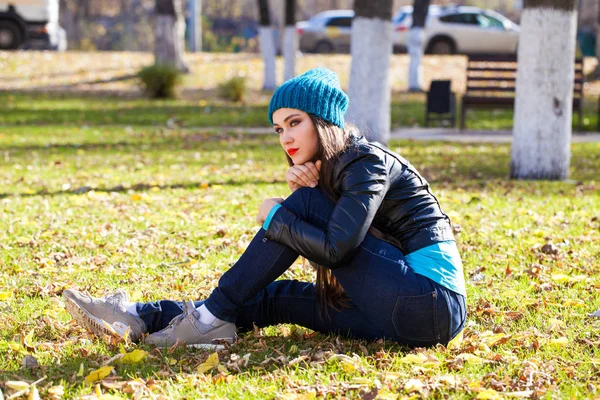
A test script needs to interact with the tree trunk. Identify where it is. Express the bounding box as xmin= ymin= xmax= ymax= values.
xmin=347 ymin=0 xmax=394 ymax=144
xmin=510 ymin=0 xmax=578 ymax=180
xmin=408 ymin=0 xmax=430 ymax=92
xmin=258 ymin=0 xmax=277 ymax=89
xmin=283 ymin=0 xmax=297 ymax=81
xmin=155 ymin=0 xmax=189 ymax=72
